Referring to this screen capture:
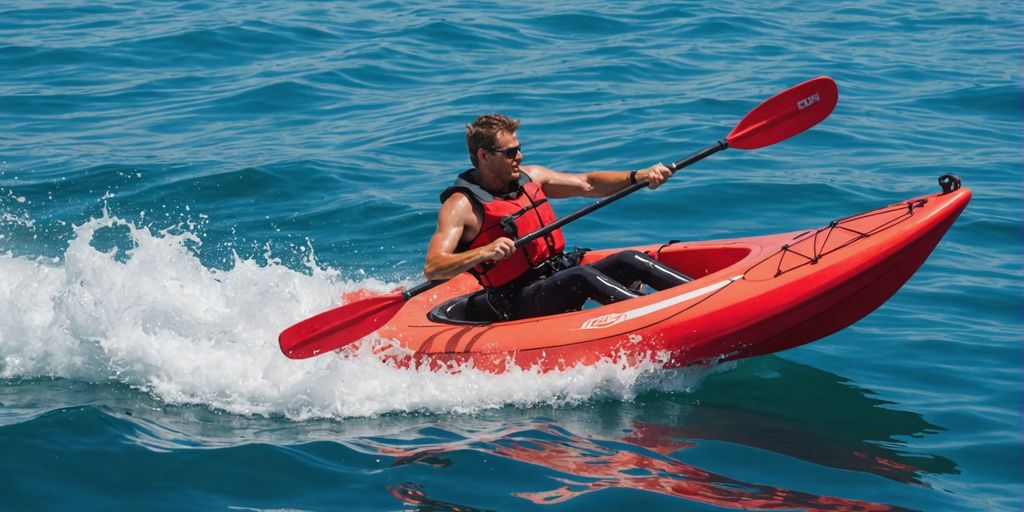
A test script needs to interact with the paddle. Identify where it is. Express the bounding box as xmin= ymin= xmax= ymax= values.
xmin=279 ymin=76 xmax=838 ymax=359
